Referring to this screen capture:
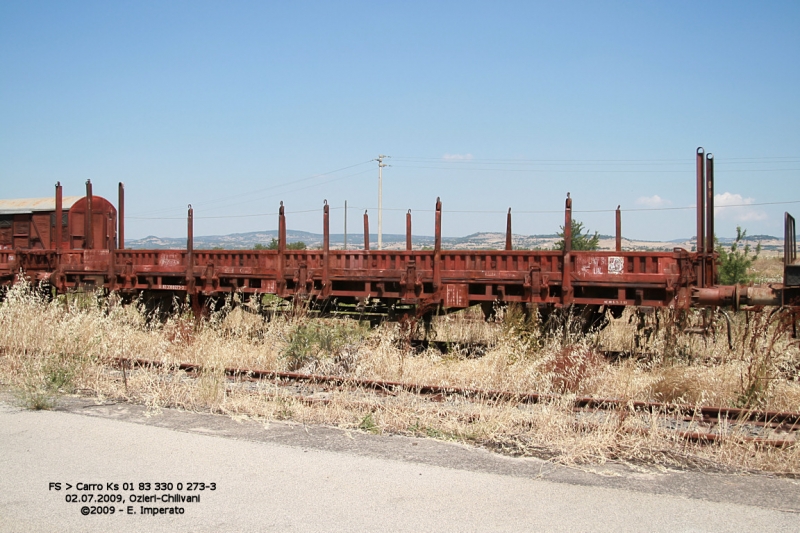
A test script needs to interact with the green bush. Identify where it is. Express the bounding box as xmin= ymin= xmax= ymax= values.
xmin=716 ymin=227 xmax=760 ymax=285
xmin=257 ymin=239 xmax=307 ymax=250
xmin=15 ymin=352 xmax=81 ymax=410
xmin=281 ymin=320 xmax=366 ymax=371
xmin=554 ymin=220 xmax=599 ymax=251
xmin=359 ymin=413 xmax=379 ymax=433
